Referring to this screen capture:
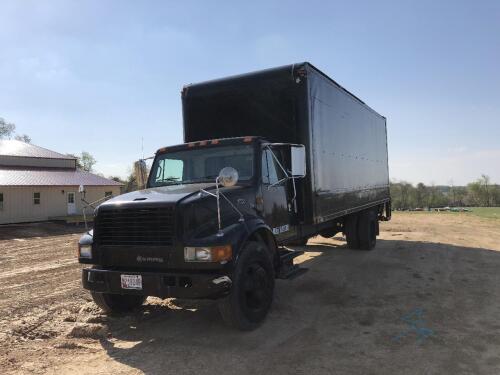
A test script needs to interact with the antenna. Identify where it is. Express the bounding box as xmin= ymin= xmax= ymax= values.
xmin=141 ymin=137 xmax=144 ymax=160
